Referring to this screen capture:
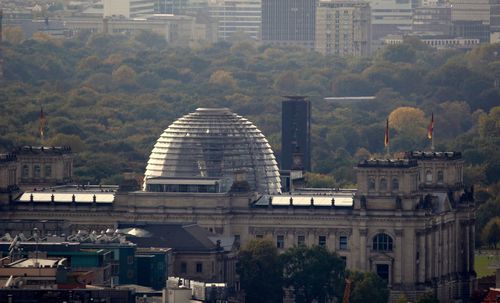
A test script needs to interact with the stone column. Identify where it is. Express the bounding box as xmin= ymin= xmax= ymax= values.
xmin=418 ymin=230 xmax=426 ymax=284
xmin=465 ymin=223 xmax=470 ymax=273
xmin=287 ymin=231 xmax=294 ymax=249
xmin=394 ymin=229 xmax=403 ymax=285
xmin=328 ymin=230 xmax=335 ymax=251
xmin=359 ymin=228 xmax=367 ymax=272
